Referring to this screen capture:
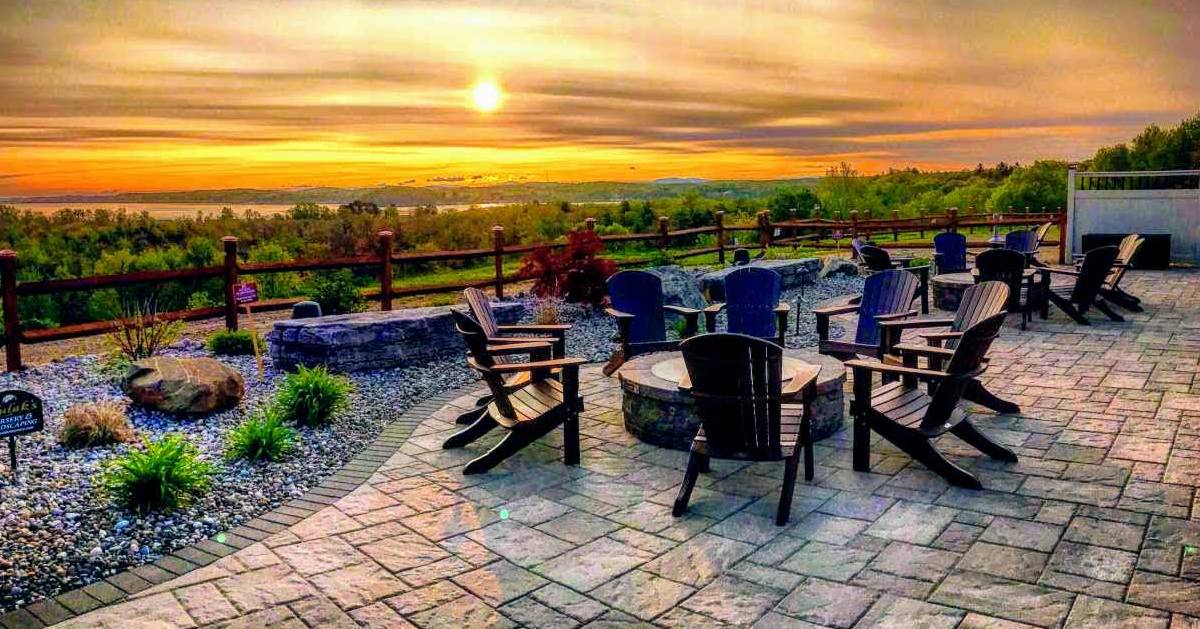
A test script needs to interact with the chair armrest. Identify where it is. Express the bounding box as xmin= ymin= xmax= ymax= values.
xmin=893 ymin=343 xmax=955 ymax=359
xmin=703 ymin=303 xmax=726 ymax=315
xmin=702 ymin=303 xmax=725 ymax=333
xmin=774 ymin=302 xmax=791 ymax=314
xmin=497 ymin=324 xmax=571 ymax=334
xmin=481 ymin=357 xmax=589 ymax=373
xmin=919 ymin=330 xmax=963 ymax=342
xmin=877 ymin=317 xmax=954 ymax=331
xmin=875 ymin=310 xmax=918 ymax=322
xmin=487 ymin=335 xmax=549 ymax=345
xmin=781 ymin=364 xmax=820 ymax=399
xmin=605 ymin=307 xmax=634 ymax=319
xmin=845 ymin=359 xmax=948 ymax=381
xmin=1037 ymin=267 xmax=1080 ymax=278
xmin=812 ymin=304 xmax=860 ymax=317
xmin=663 ymin=305 xmax=701 ymax=316
xmin=486 ymin=341 xmax=554 ymax=356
